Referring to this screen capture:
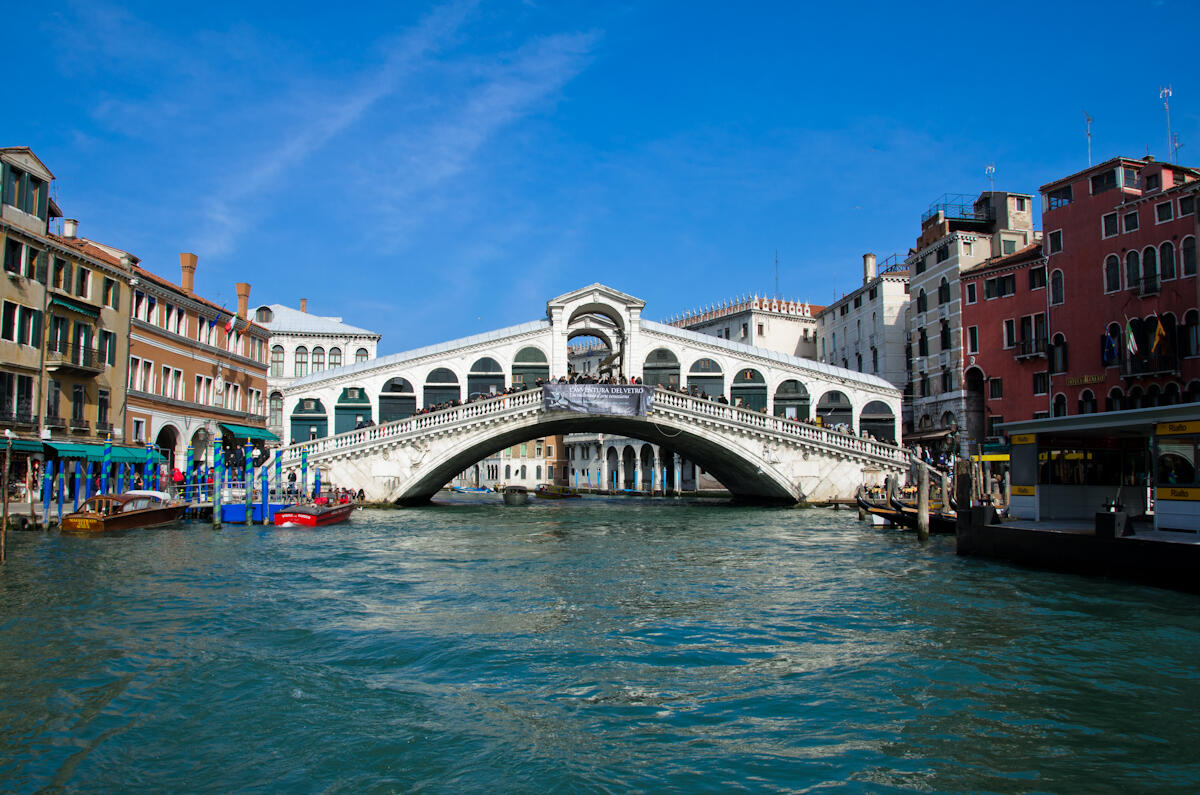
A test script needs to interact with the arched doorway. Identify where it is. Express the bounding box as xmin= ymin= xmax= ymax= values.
xmin=606 ymin=447 xmax=620 ymax=491
xmin=290 ymin=397 xmax=328 ymax=442
xmin=468 ymin=357 xmax=504 ymax=398
xmin=816 ymin=390 xmax=852 ymax=430
xmin=334 ymin=386 xmax=372 ymax=434
xmin=190 ymin=427 xmax=210 ymax=470
xmin=859 ymin=401 xmax=896 ymax=443
xmin=964 ymin=367 xmax=986 ymax=450
xmin=687 ymin=358 xmax=724 ymax=397
xmin=621 ymin=445 xmax=637 ymax=490
xmin=512 ymin=347 xmax=549 ymax=387
xmin=155 ymin=425 xmax=179 ymax=471
xmin=730 ymin=368 xmax=766 ymax=410
xmin=642 ymin=348 xmax=680 ymax=388
xmin=424 ymin=368 xmax=460 ymax=408
xmin=640 ymin=445 xmax=656 ymax=492
xmin=379 ymin=377 xmax=416 ymax=422
xmin=773 ymin=380 xmax=810 ymax=420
